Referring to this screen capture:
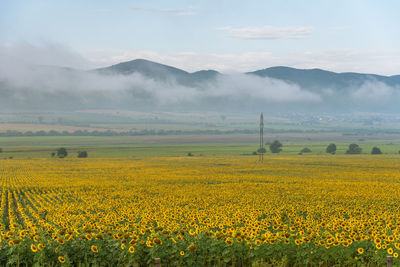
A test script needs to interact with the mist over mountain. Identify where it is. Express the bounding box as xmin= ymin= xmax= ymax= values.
xmin=0 ymin=58 xmax=399 ymax=113
xmin=95 ymin=59 xmax=220 ymax=87
xmin=249 ymin=66 xmax=400 ymax=92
